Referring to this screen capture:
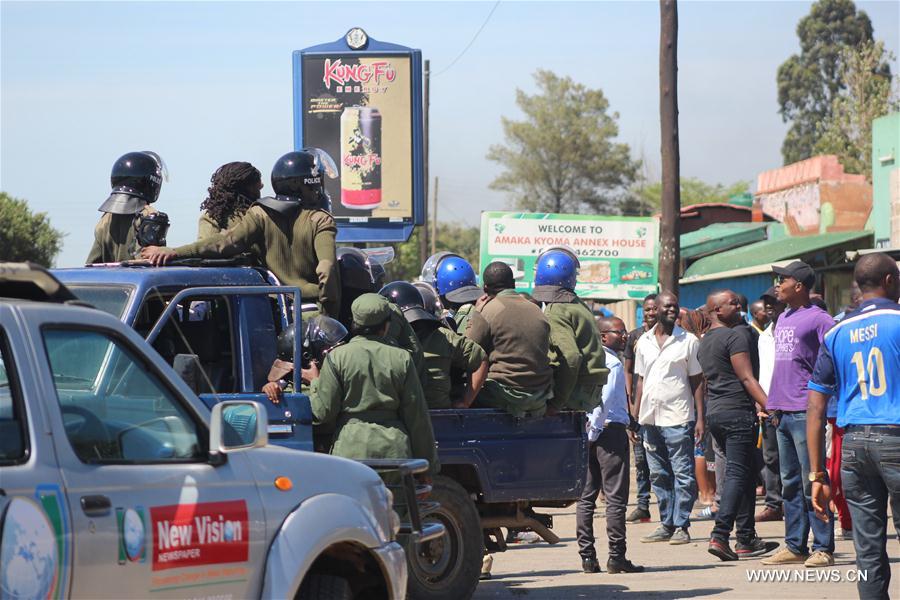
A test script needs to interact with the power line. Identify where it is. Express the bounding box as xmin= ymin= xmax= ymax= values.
xmin=432 ymin=1 xmax=501 ymax=78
